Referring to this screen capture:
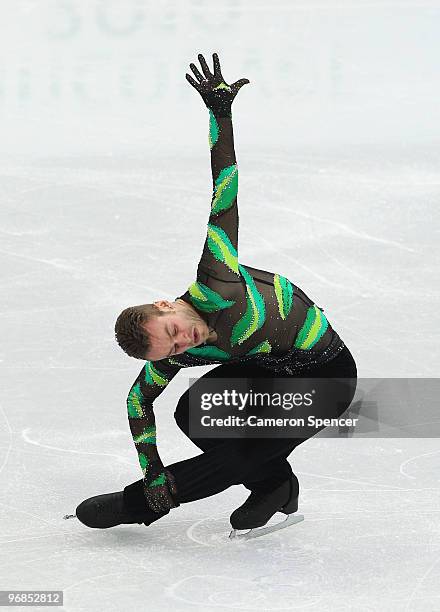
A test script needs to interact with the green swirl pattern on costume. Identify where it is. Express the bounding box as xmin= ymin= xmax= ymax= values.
xmin=231 ymin=264 xmax=266 ymax=346
xmin=274 ymin=273 xmax=294 ymax=320
xmin=134 ymin=425 xmax=156 ymax=445
xmin=294 ymin=305 xmax=329 ymax=349
xmin=207 ymin=223 xmax=239 ymax=274
xmin=149 ymin=473 xmax=166 ymax=488
xmin=144 ymin=362 xmax=169 ymax=387
xmin=139 ymin=452 xmax=149 ymax=475
xmin=188 ymin=280 xmax=235 ymax=313
xmin=127 ymin=382 xmax=143 ymax=418
xmin=246 ymin=340 xmax=272 ymax=355
xmin=211 ymin=164 xmax=238 ymax=216
xmin=208 ymin=108 xmax=219 ymax=149
xmin=186 ymin=345 xmax=231 ymax=360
